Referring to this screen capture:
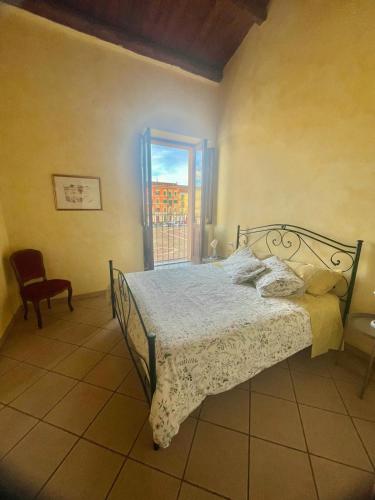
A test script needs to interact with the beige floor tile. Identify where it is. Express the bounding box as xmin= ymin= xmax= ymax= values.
xmin=74 ymin=294 xmax=110 ymax=311
xmin=117 ymin=369 xmax=147 ymax=401
xmin=292 ymin=370 xmax=347 ymax=413
xmin=3 ymin=324 xmax=34 ymax=339
xmin=39 ymin=439 xmax=123 ymax=500
xmin=108 ymin=459 xmax=180 ymax=500
xmin=336 ymin=380 xmax=375 ymax=421
xmin=39 ymin=299 xmax=75 ymax=315
xmin=249 ymin=437 xmax=317 ymax=500
xmin=251 ymin=365 xmax=295 ymax=401
xmin=23 ymin=336 xmax=77 ymax=369
xmin=52 ymin=304 xmax=91 ymax=321
xmin=0 ymin=356 xmax=19 ymax=376
xmin=179 ymin=482 xmax=226 ymax=500
xmin=0 ymin=407 xmax=37 ymax=459
xmin=11 ymin=372 xmax=76 ymax=418
xmin=200 ymin=388 xmax=249 ymax=433
xmin=236 ymin=380 xmax=249 ymax=391
xmin=0 ymin=363 xmax=46 ymax=404
xmin=101 ymin=317 xmax=121 ymax=331
xmin=330 ymin=350 xmax=372 ymax=386
xmin=44 ymin=382 xmax=112 ymax=435
xmin=85 ymin=393 xmax=148 ymax=454
xmin=311 ymin=455 xmax=375 ymax=500
xmin=39 ymin=320 xmax=98 ymax=345
xmin=288 ymin=348 xmax=332 ymax=378
xmin=275 ymin=358 xmax=289 ymax=370
xmin=84 ymin=354 xmax=132 ymax=390
xmin=110 ymin=339 xmax=131 ymax=358
xmin=13 ymin=314 xmax=60 ymax=333
xmin=131 ymin=418 xmax=196 ymax=478
xmin=0 ymin=333 xmax=43 ymax=361
xmin=300 ymin=405 xmax=372 ymax=471
xmin=84 ymin=328 xmax=122 ymax=353
xmin=0 ymin=422 xmax=77 ymax=499
xmin=185 ymin=421 xmax=248 ymax=500
xmin=250 ymin=392 xmax=306 ymax=450
xmin=53 ymin=347 xmax=104 ymax=379
xmin=353 ymin=418 xmax=375 ymax=466
xmin=190 ymin=404 xmax=202 ymax=419
xmin=56 ymin=306 xmax=113 ymax=328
